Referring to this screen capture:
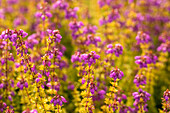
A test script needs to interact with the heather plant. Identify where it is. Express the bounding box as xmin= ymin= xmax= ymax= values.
xmin=0 ymin=0 xmax=170 ymax=113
